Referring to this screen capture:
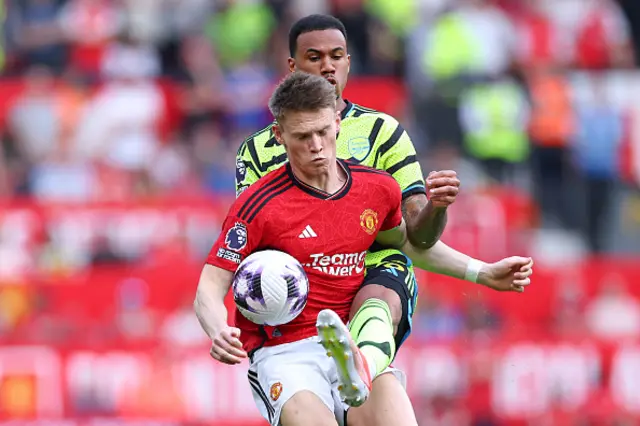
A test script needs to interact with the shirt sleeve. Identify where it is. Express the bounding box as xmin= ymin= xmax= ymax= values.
xmin=235 ymin=145 xmax=263 ymax=198
xmin=376 ymin=115 xmax=426 ymax=200
xmin=206 ymin=203 xmax=264 ymax=272
xmin=380 ymin=177 xmax=404 ymax=231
